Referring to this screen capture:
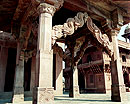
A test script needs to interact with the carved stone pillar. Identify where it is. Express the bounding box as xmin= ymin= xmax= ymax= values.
xmin=12 ymin=43 xmax=24 ymax=103
xmin=111 ymin=30 xmax=127 ymax=102
xmin=33 ymin=3 xmax=56 ymax=104
xmin=0 ymin=47 xmax=8 ymax=92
